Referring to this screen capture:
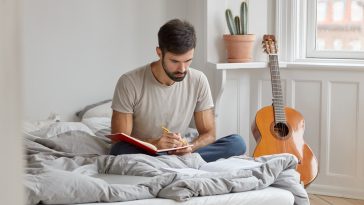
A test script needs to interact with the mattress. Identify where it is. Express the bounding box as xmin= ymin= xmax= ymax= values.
xmin=68 ymin=174 xmax=294 ymax=205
